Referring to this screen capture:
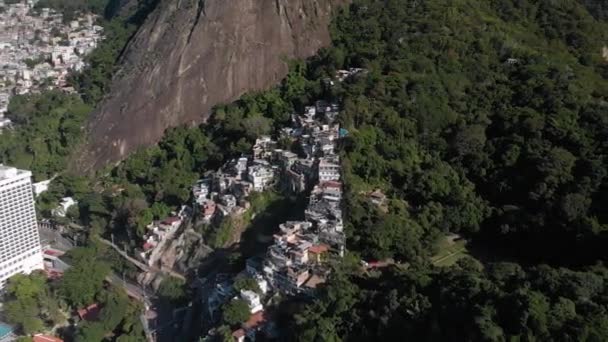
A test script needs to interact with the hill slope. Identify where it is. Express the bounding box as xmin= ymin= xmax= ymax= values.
xmin=75 ymin=0 xmax=346 ymax=171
